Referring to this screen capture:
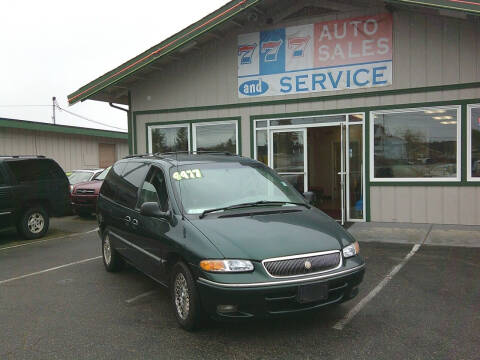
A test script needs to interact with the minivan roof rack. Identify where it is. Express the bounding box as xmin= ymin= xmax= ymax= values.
xmin=154 ymin=151 xmax=234 ymax=156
